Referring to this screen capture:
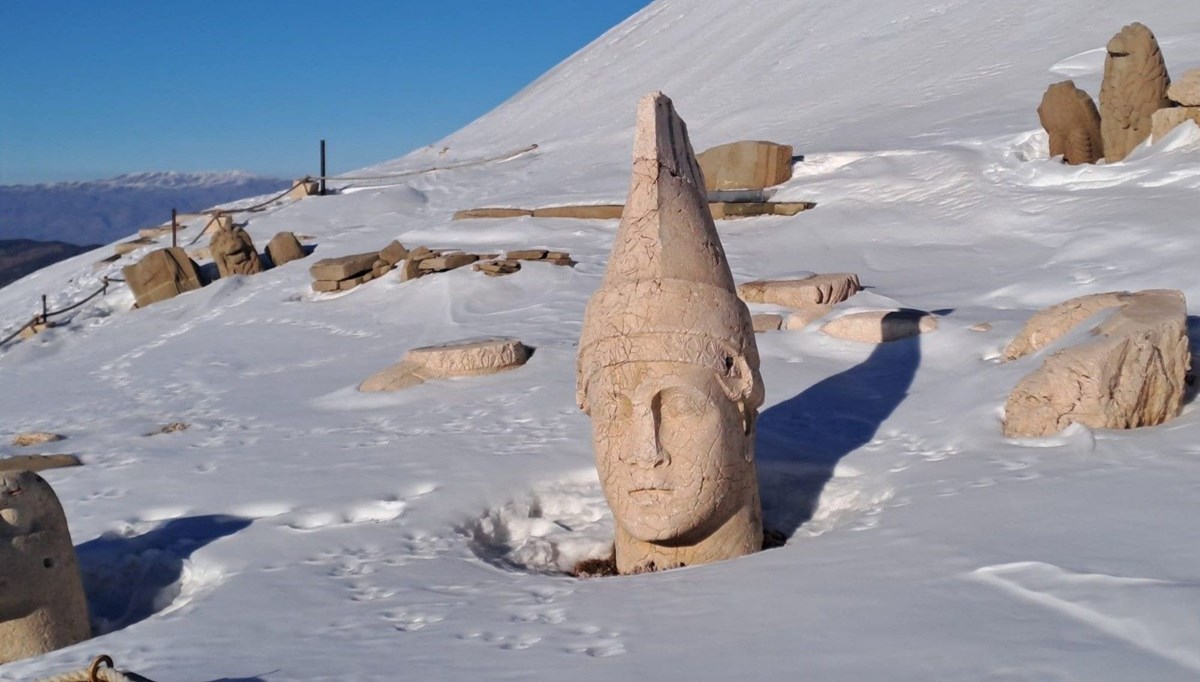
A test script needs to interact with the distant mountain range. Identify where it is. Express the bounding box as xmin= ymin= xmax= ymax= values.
xmin=0 ymin=171 xmax=291 ymax=246
xmin=0 ymin=239 xmax=98 ymax=289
